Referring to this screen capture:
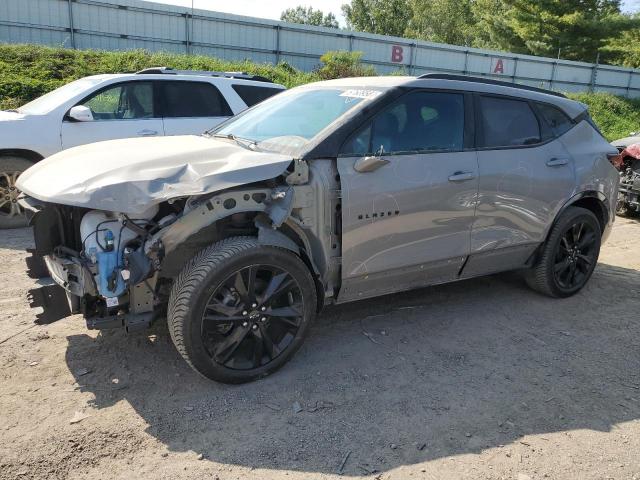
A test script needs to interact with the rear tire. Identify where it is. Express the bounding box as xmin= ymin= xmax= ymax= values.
xmin=526 ymin=207 xmax=601 ymax=298
xmin=167 ymin=236 xmax=317 ymax=384
xmin=0 ymin=156 xmax=33 ymax=229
